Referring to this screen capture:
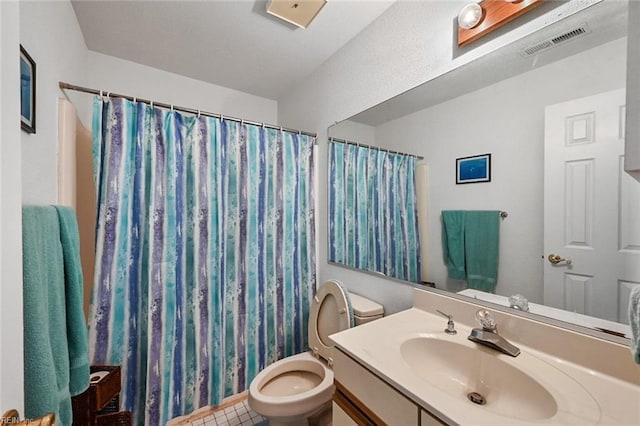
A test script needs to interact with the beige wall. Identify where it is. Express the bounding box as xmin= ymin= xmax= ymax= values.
xmin=76 ymin=123 xmax=95 ymax=319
